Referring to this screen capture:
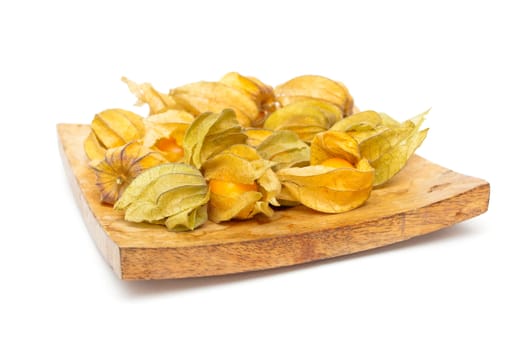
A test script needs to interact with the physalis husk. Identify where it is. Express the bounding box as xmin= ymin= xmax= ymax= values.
xmin=170 ymin=81 xmax=260 ymax=127
xmin=330 ymin=109 xmax=429 ymax=186
xmin=202 ymin=144 xmax=280 ymax=223
xmin=90 ymin=141 xmax=166 ymax=205
xmin=84 ymin=108 xmax=145 ymax=161
xmin=274 ymin=75 xmax=354 ymax=115
xmin=263 ymin=99 xmax=343 ymax=143
xmin=183 ymin=108 xmax=247 ymax=169
xmin=114 ymin=163 xmax=210 ymax=231
xmin=256 ymin=130 xmax=310 ymax=171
